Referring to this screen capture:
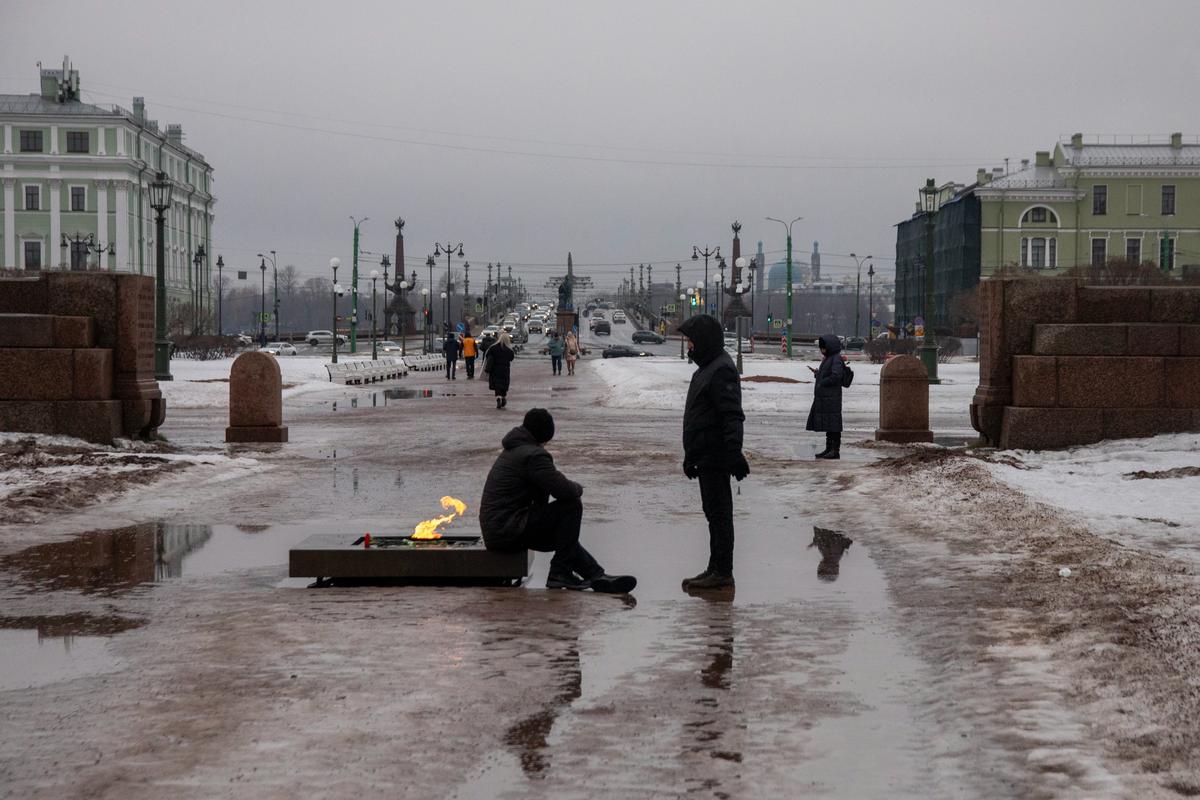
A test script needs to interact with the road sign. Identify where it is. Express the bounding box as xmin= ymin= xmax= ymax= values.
xmin=258 ymin=312 xmax=272 ymax=323
xmin=237 ymin=271 xmax=247 ymax=280
xmin=772 ymin=318 xmax=783 ymax=329
xmin=666 ymin=303 xmax=676 ymax=313
xmin=456 ymin=322 xmax=465 ymax=333
xmin=475 ymin=303 xmax=483 ymax=312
